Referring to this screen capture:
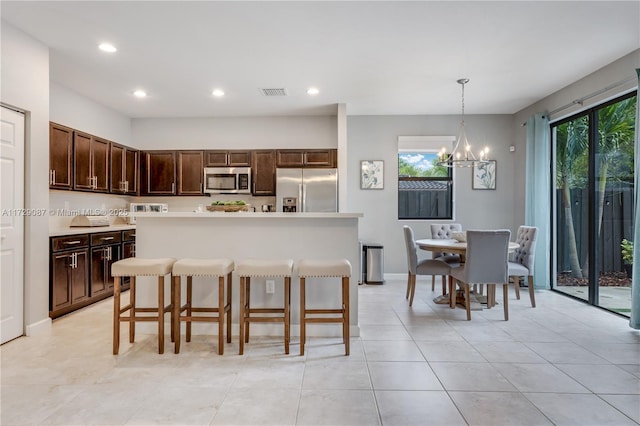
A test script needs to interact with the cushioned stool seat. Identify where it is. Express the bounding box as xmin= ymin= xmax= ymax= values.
xmin=112 ymin=257 xmax=176 ymax=354
xmin=172 ymin=259 xmax=234 ymax=355
xmin=298 ymin=259 xmax=352 ymax=356
xmin=236 ymin=258 xmax=294 ymax=355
